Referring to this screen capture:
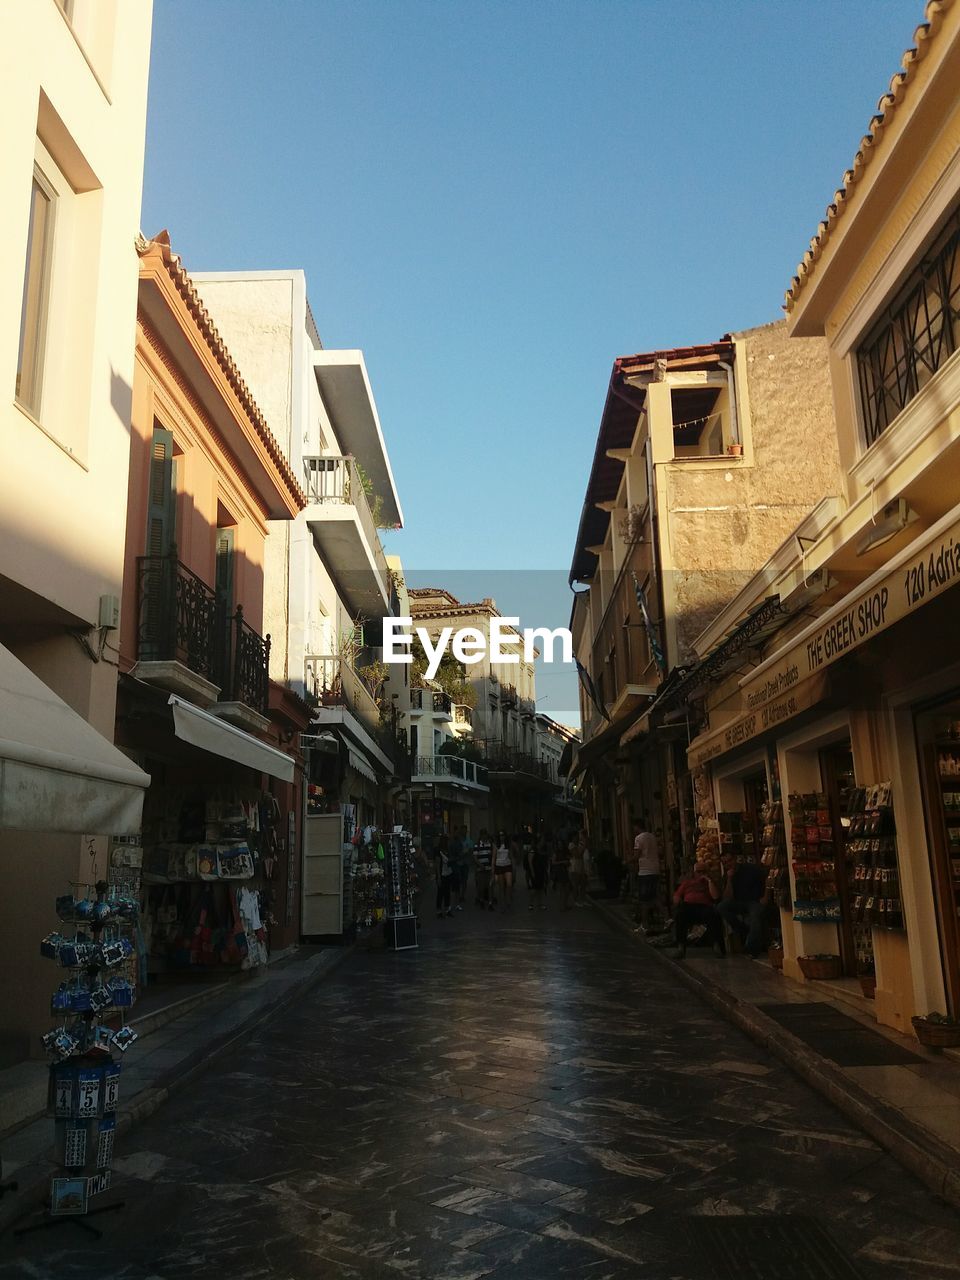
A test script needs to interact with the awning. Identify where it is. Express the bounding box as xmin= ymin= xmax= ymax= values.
xmin=347 ymin=748 xmax=379 ymax=784
xmin=0 ymin=644 xmax=150 ymax=834
xmin=170 ymin=695 xmax=294 ymax=783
